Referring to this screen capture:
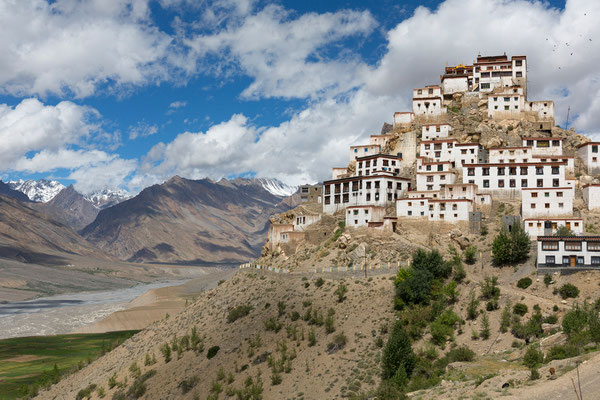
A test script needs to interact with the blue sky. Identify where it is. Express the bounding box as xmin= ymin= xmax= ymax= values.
xmin=1 ymin=0 xmax=596 ymax=194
